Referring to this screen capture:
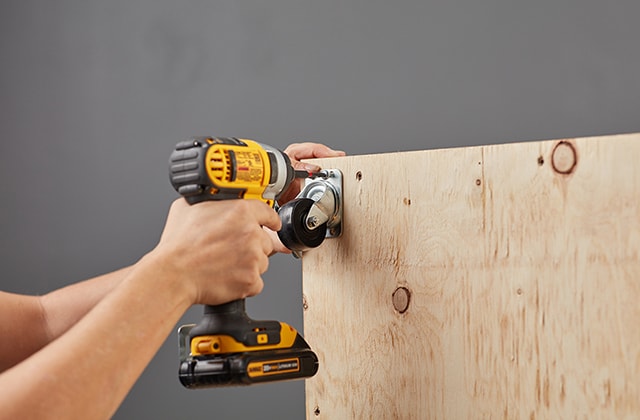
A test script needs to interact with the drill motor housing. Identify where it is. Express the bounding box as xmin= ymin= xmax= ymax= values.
xmin=169 ymin=136 xmax=295 ymax=206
